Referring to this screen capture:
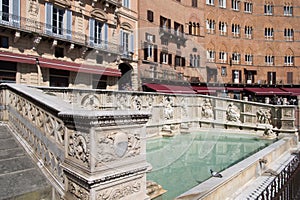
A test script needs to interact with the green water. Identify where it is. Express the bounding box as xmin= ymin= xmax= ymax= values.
xmin=146 ymin=131 xmax=273 ymax=200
